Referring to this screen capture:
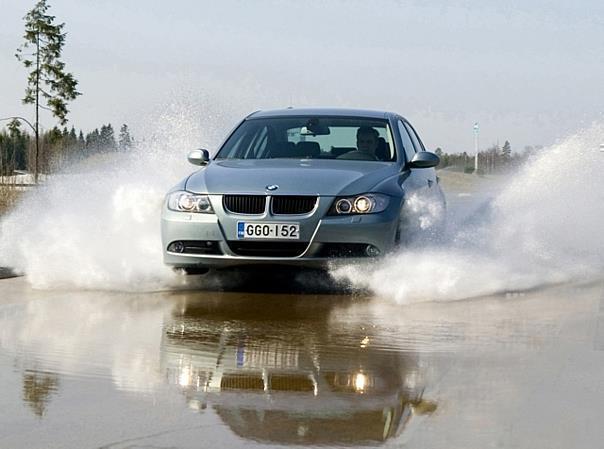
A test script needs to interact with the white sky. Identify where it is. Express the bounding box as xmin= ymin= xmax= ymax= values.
xmin=1 ymin=0 xmax=603 ymax=152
